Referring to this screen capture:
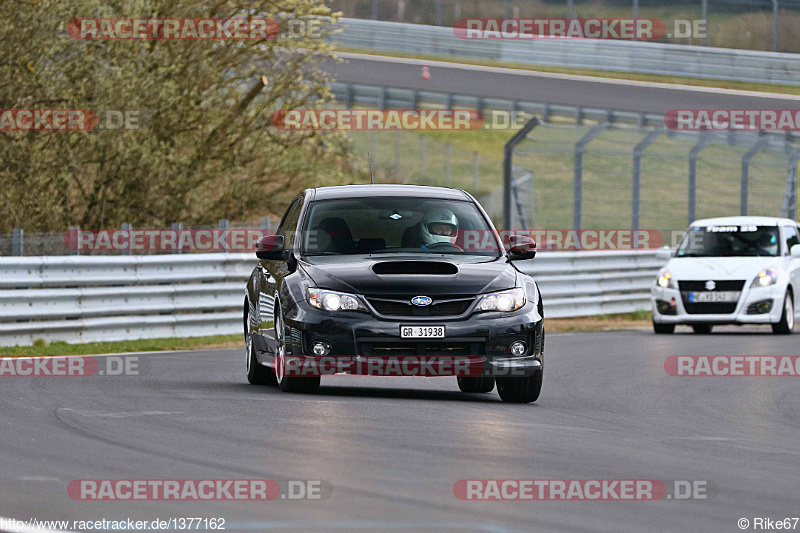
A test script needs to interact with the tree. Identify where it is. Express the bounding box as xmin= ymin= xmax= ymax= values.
xmin=0 ymin=0 xmax=353 ymax=231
